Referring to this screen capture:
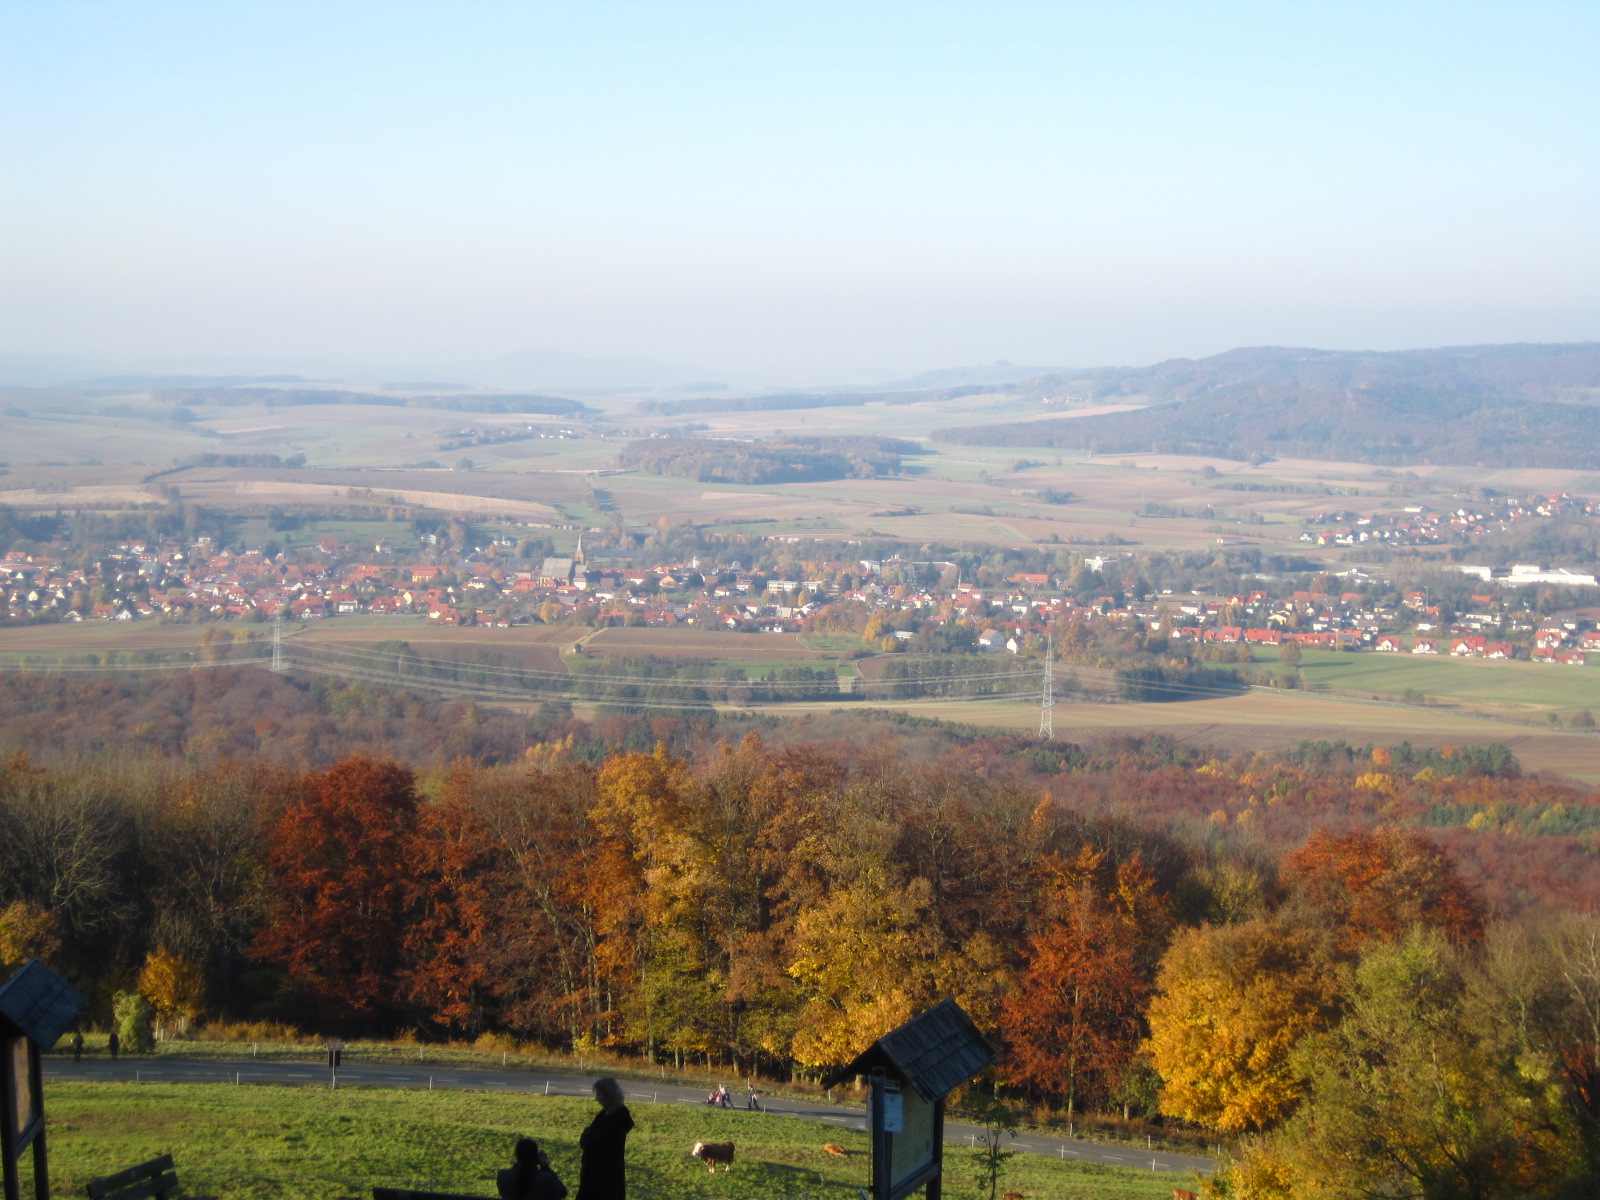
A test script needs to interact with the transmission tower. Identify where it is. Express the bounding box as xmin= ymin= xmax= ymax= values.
xmin=1039 ymin=644 xmax=1054 ymax=739
xmin=272 ymin=613 xmax=284 ymax=672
